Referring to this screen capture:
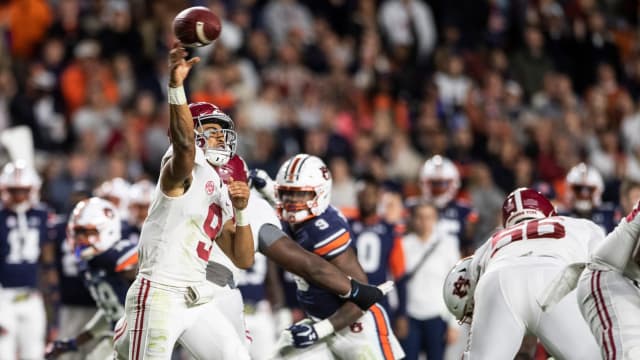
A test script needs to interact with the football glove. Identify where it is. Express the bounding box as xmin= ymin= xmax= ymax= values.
xmin=45 ymin=339 xmax=77 ymax=359
xmin=286 ymin=319 xmax=334 ymax=349
xmin=342 ymin=279 xmax=395 ymax=311
xmin=248 ymin=169 xmax=277 ymax=205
